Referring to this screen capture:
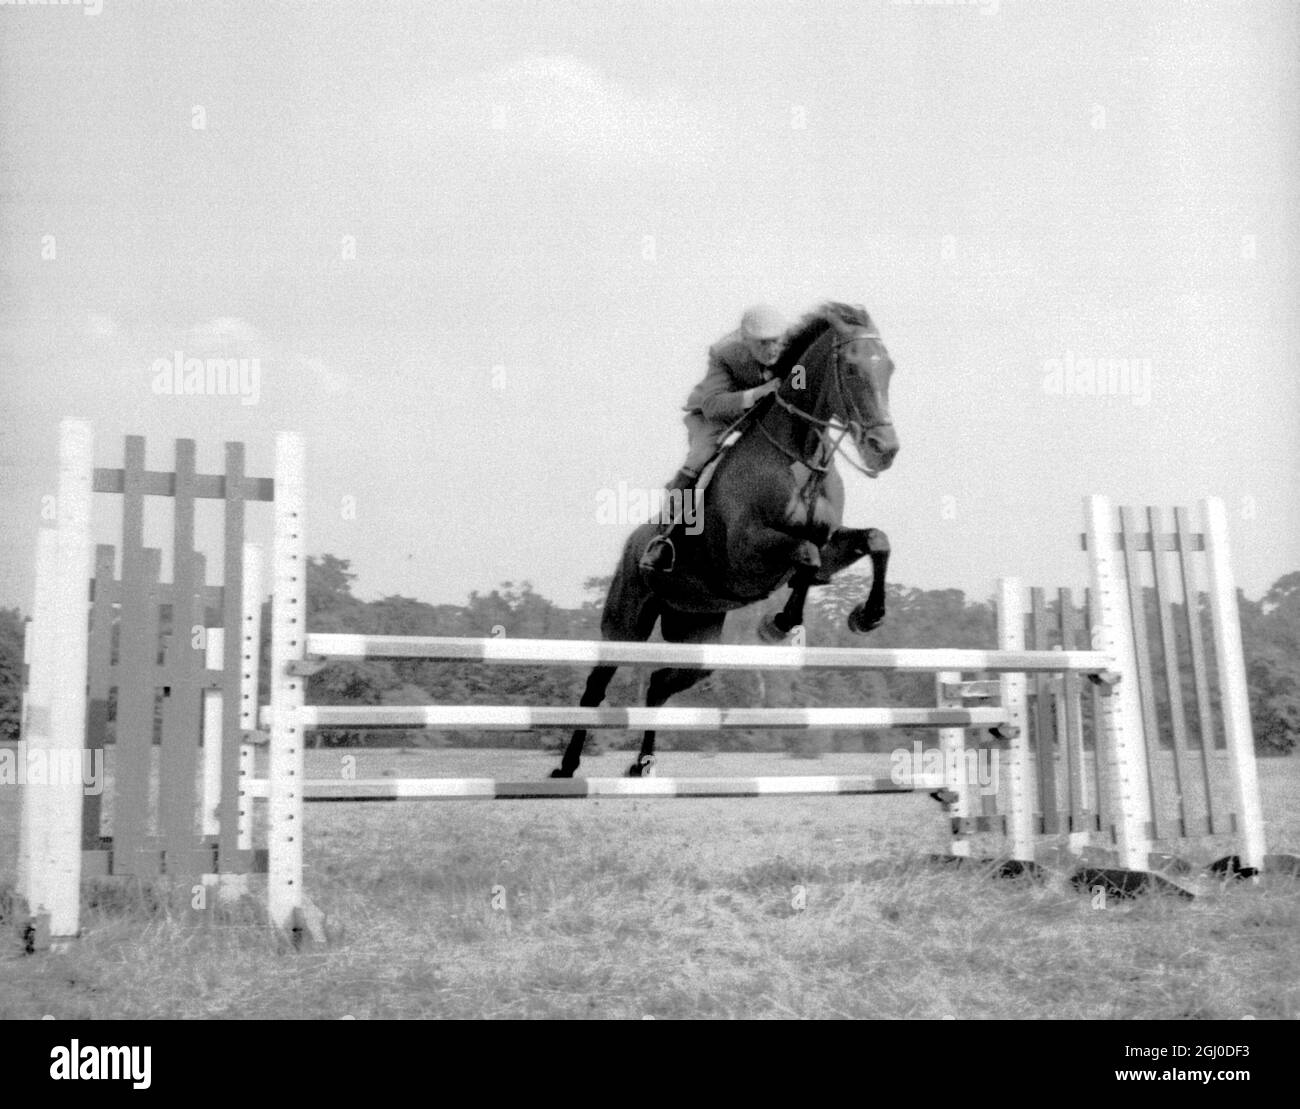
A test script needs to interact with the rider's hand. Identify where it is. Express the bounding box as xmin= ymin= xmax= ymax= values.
xmin=744 ymin=378 xmax=781 ymax=408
